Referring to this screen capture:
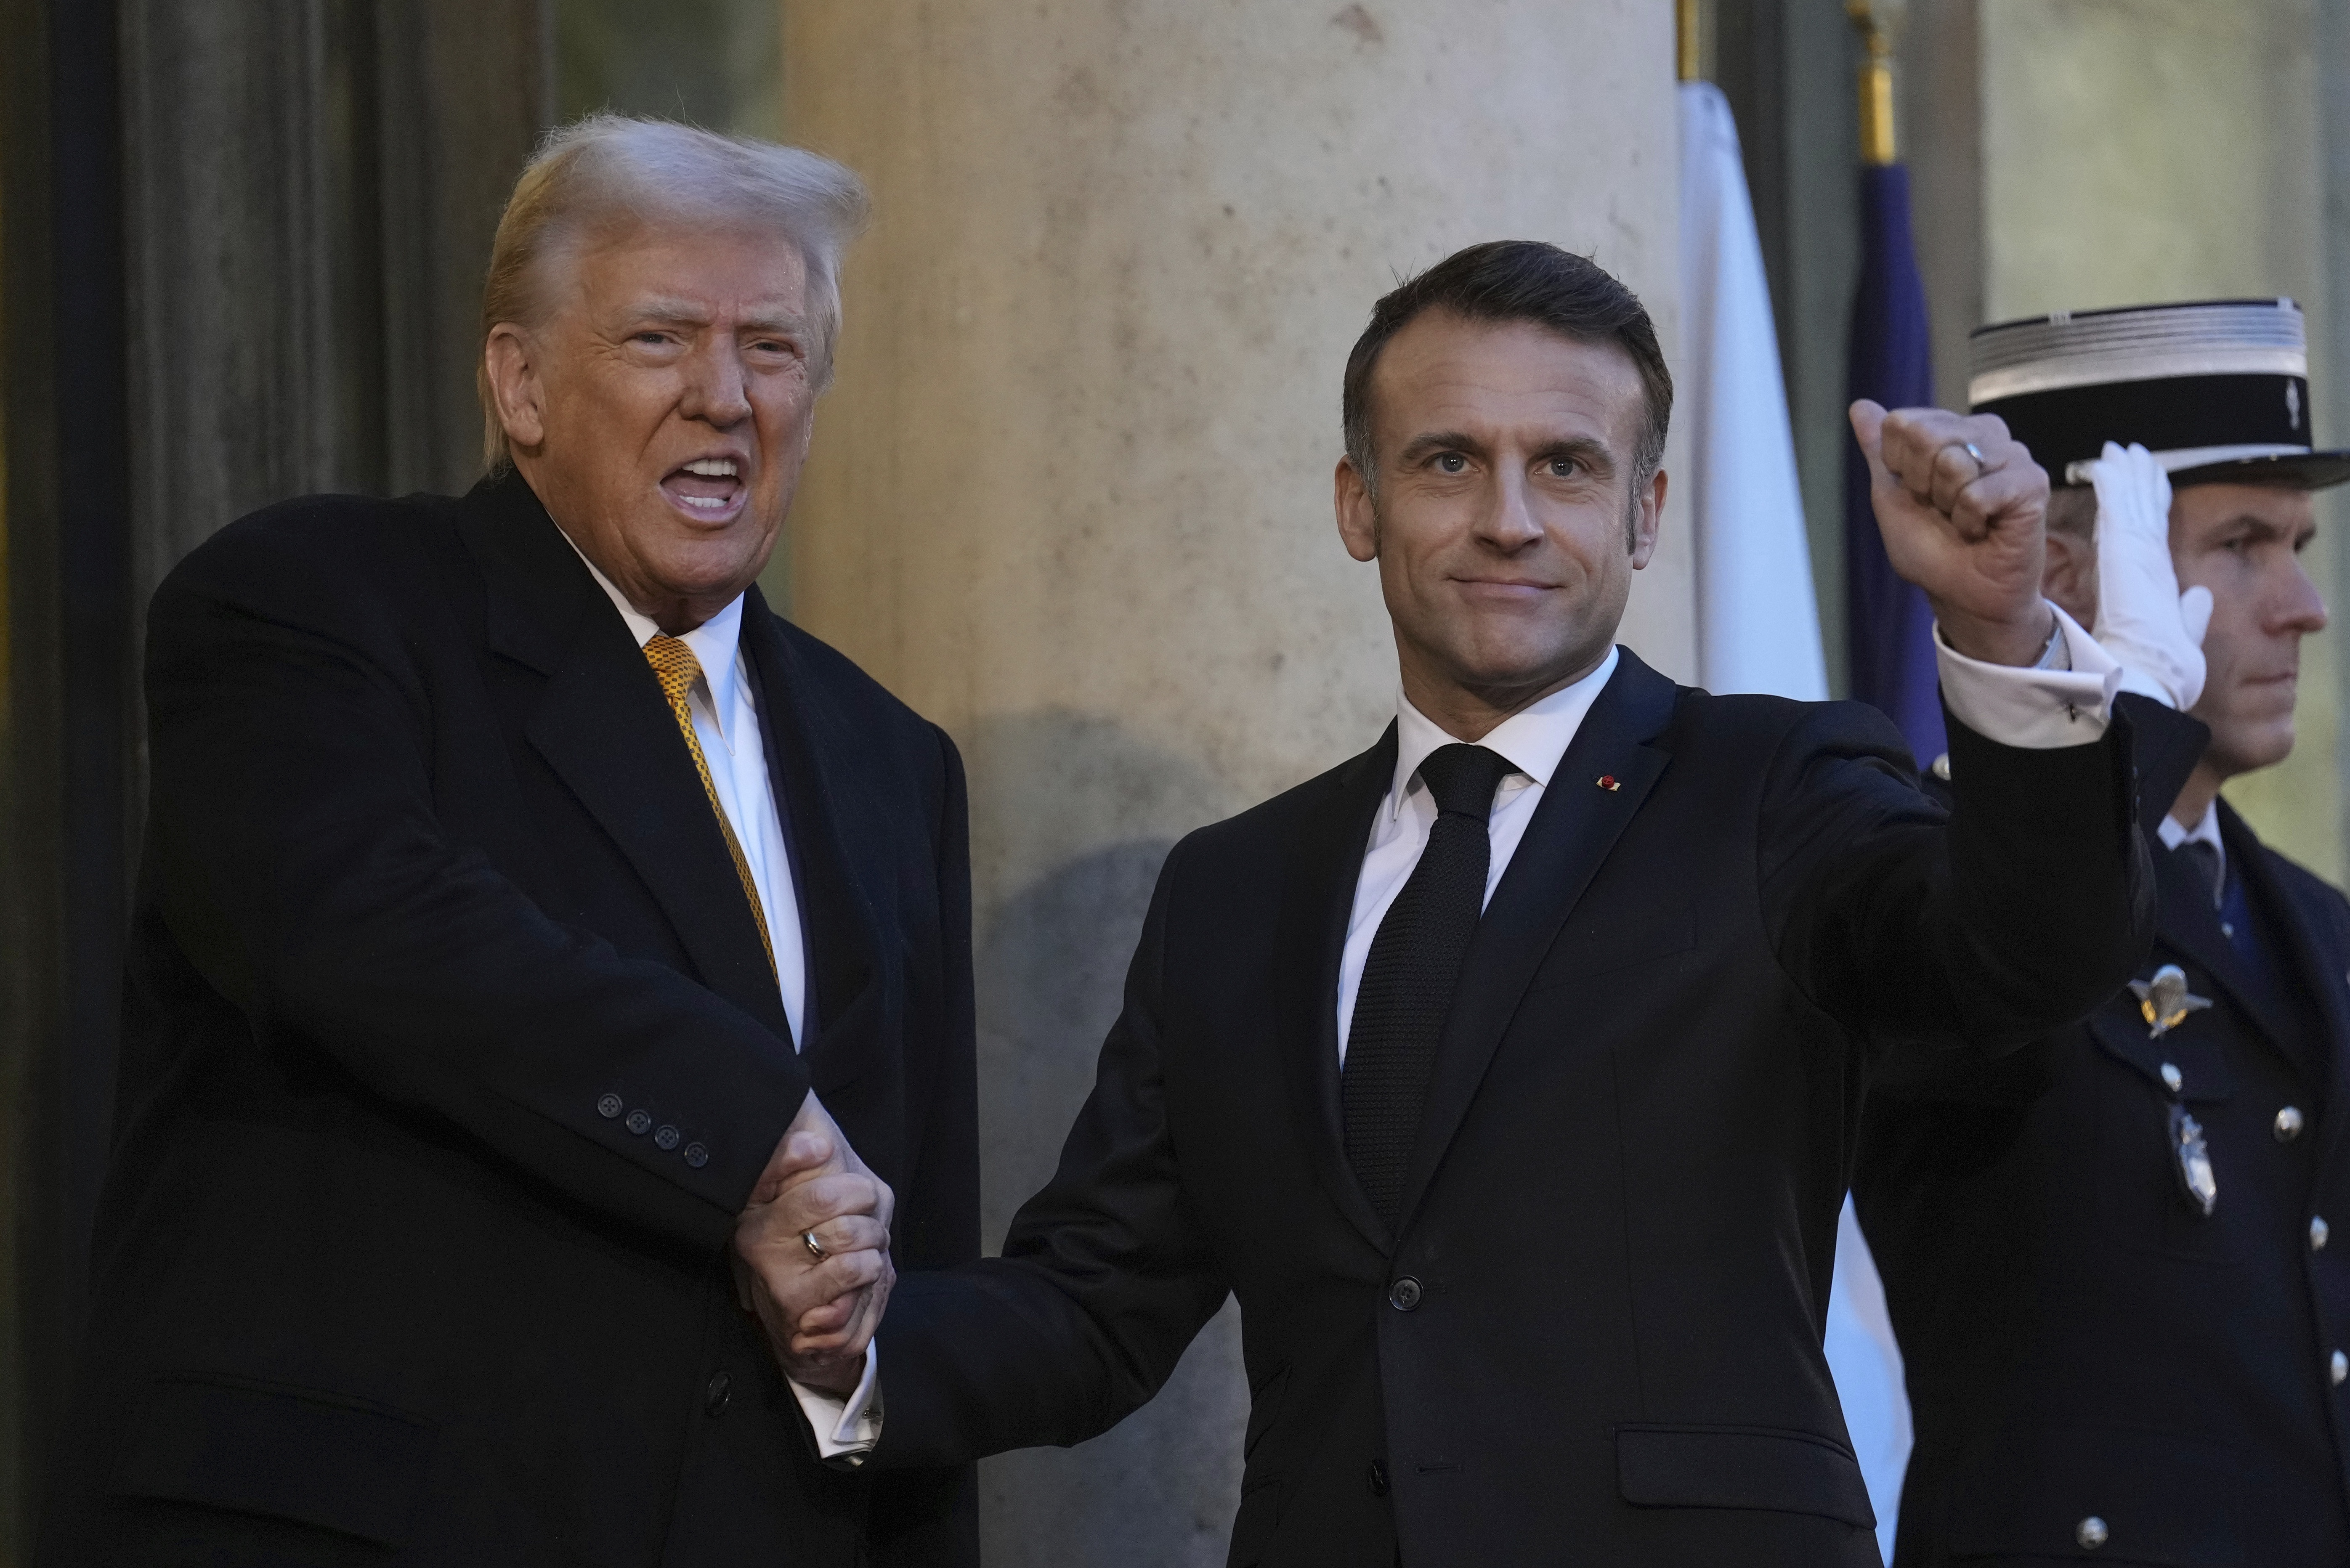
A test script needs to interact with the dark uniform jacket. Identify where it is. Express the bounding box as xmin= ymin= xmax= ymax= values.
xmin=38 ymin=471 xmax=981 ymax=1568
xmin=868 ymin=653 xmax=2152 ymax=1568
xmin=1857 ymin=692 xmax=2350 ymax=1567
